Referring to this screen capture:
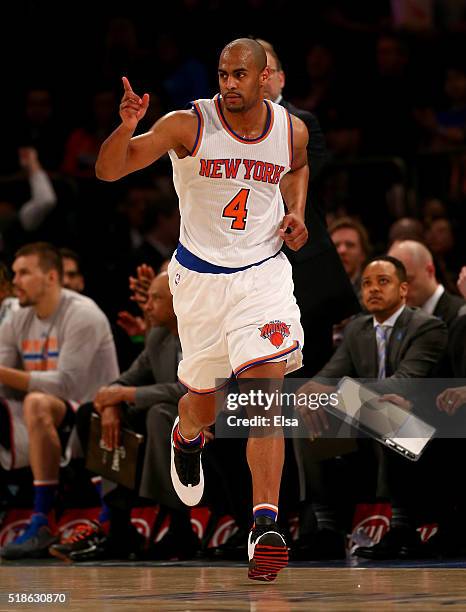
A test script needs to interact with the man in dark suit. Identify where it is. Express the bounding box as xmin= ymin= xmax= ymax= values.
xmin=257 ymin=39 xmax=360 ymax=376
xmin=50 ymin=272 xmax=198 ymax=562
xmin=296 ymin=256 xmax=447 ymax=559
xmin=388 ymin=240 xmax=466 ymax=327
